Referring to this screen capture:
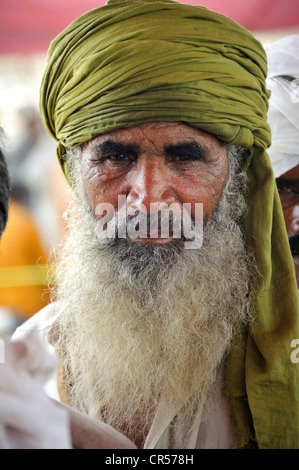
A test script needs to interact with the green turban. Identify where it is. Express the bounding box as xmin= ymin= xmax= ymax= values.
xmin=40 ymin=0 xmax=299 ymax=449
